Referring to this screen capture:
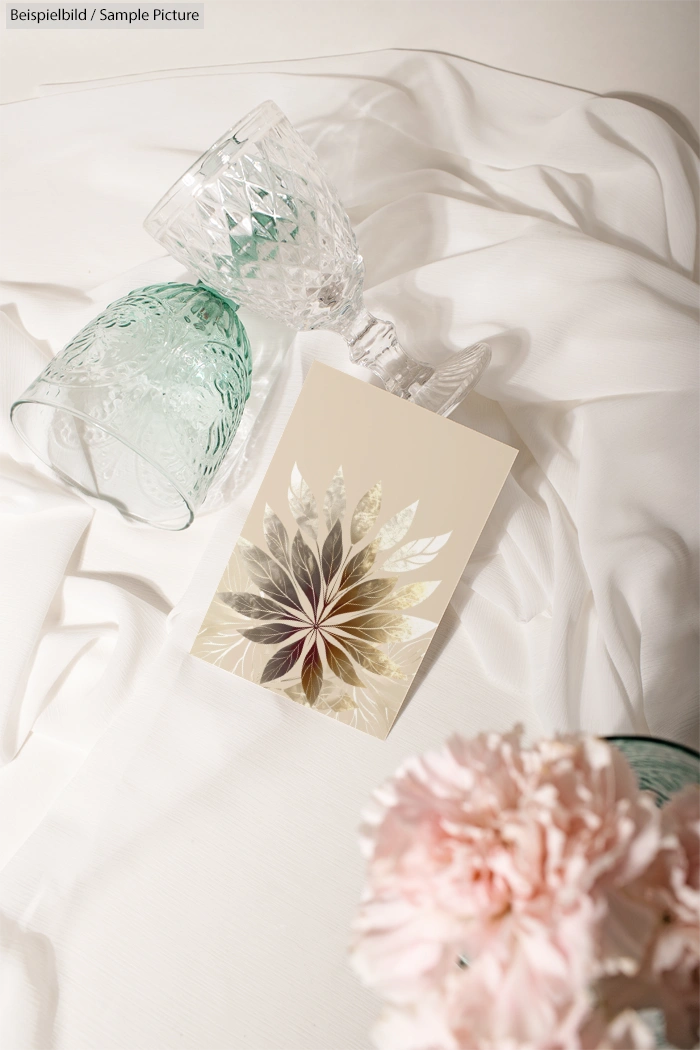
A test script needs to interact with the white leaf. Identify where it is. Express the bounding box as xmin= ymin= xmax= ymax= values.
xmin=375 ymin=501 xmax=419 ymax=551
xmin=382 ymin=533 xmax=452 ymax=572
xmin=400 ymin=615 xmax=438 ymax=641
xmin=323 ymin=466 xmax=346 ymax=531
xmin=350 ymin=481 xmax=382 ymax=544
xmin=378 ymin=580 xmax=440 ymax=610
xmin=288 ymin=463 xmax=318 ymax=539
